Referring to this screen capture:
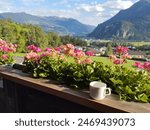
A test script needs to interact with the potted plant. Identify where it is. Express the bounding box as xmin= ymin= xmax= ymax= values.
xmin=0 ymin=39 xmax=17 ymax=66
xmin=22 ymin=44 xmax=150 ymax=103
